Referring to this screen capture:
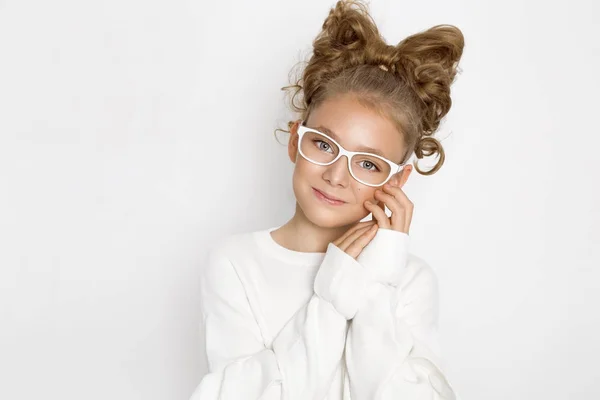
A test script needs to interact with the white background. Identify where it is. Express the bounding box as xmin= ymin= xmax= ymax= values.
xmin=1 ymin=0 xmax=599 ymax=399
